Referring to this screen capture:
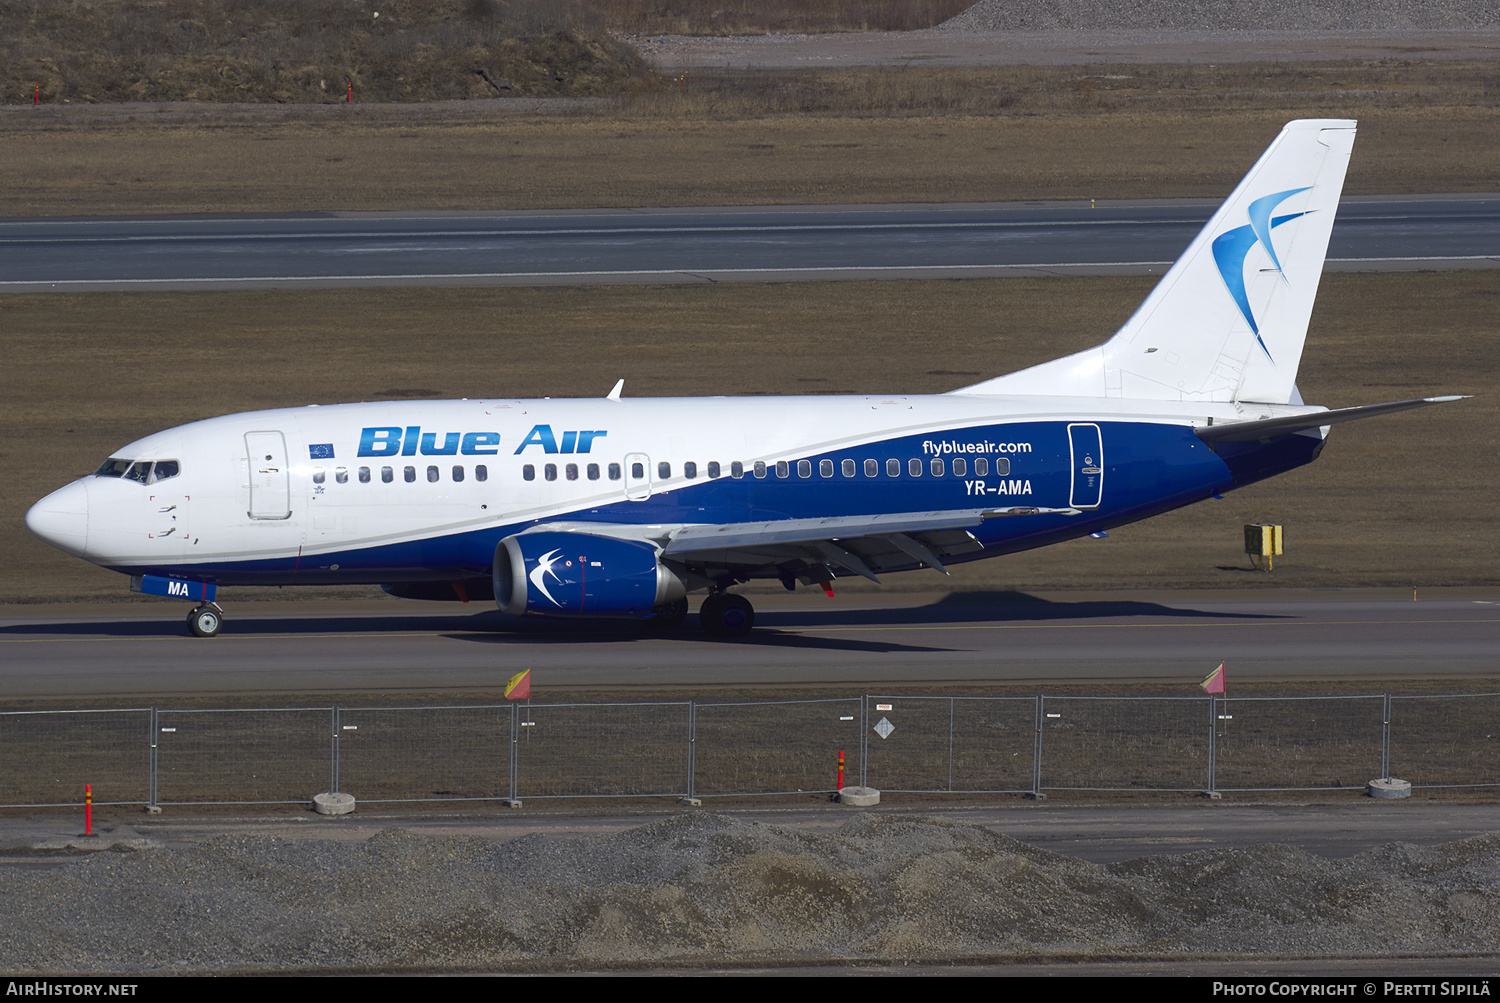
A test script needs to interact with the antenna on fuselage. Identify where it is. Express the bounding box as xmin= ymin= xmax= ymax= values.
xmin=606 ymin=379 xmax=625 ymax=401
